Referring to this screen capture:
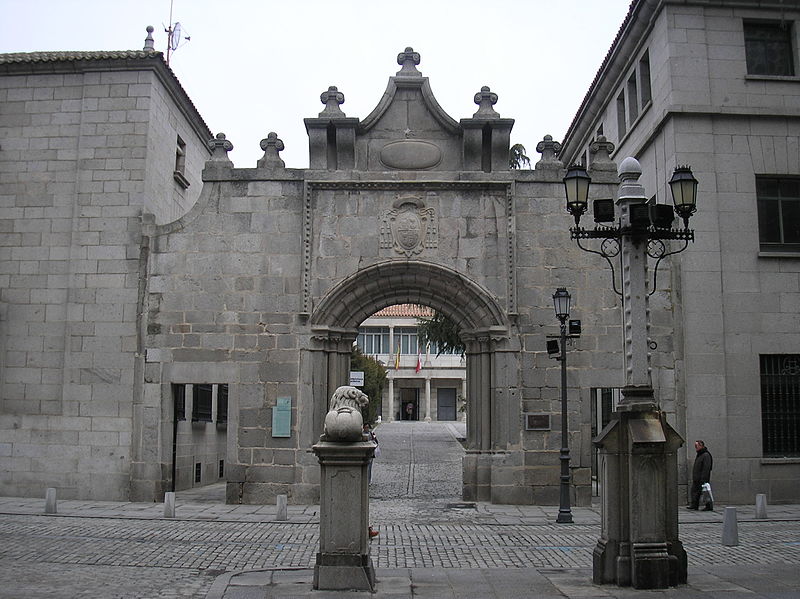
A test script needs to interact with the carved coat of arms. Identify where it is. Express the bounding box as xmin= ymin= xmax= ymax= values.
xmin=380 ymin=195 xmax=437 ymax=257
